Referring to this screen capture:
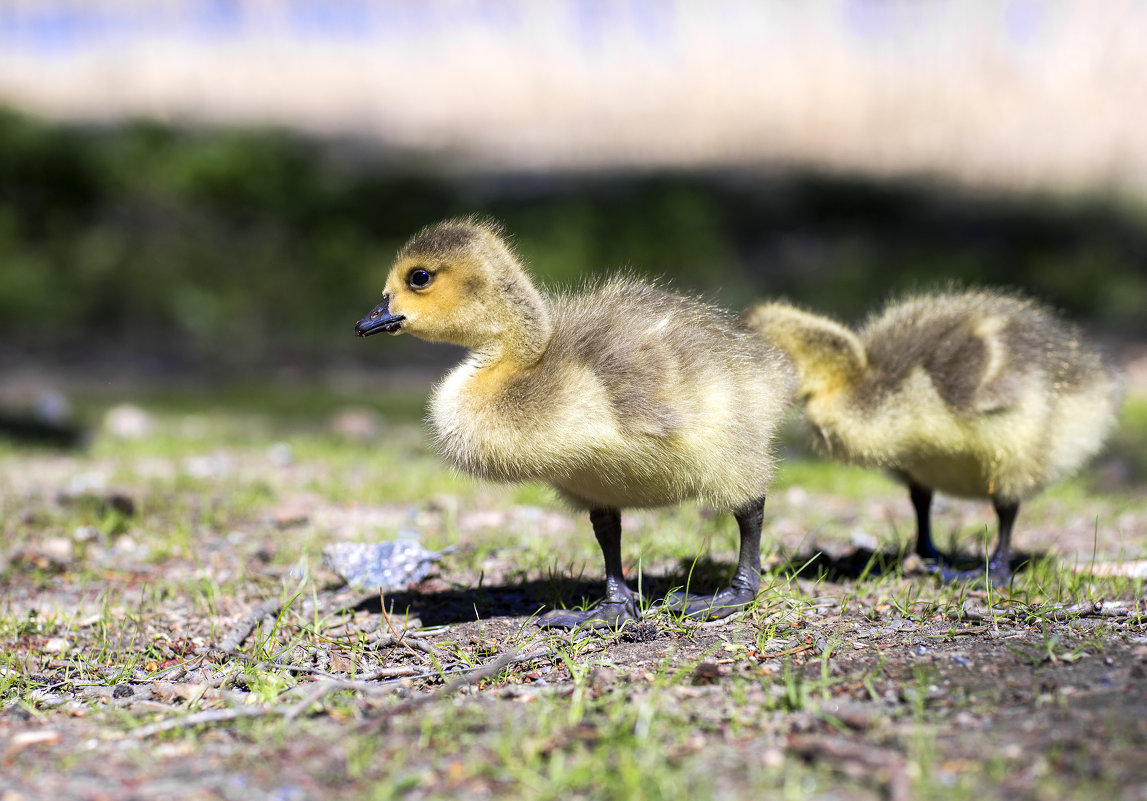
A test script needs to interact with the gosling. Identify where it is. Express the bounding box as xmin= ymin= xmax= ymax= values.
xmin=356 ymin=218 xmax=792 ymax=627
xmin=744 ymin=289 xmax=1122 ymax=582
